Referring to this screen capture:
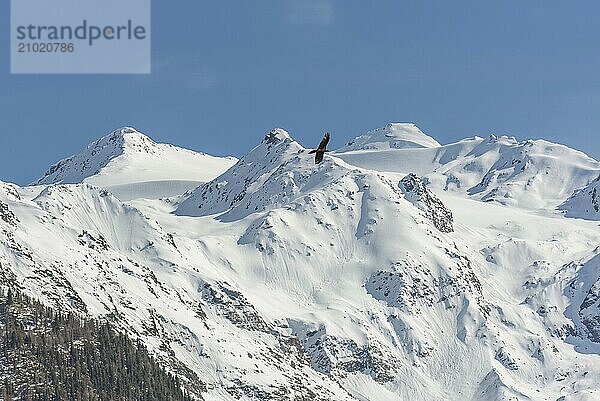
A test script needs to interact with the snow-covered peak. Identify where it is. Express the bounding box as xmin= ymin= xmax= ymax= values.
xmin=105 ymin=126 xmax=155 ymax=148
xmin=485 ymin=134 xmax=518 ymax=145
xmin=176 ymin=128 xmax=310 ymax=219
xmin=75 ymin=126 xmax=154 ymax=153
xmin=107 ymin=126 xmax=171 ymax=156
xmin=34 ymin=127 xmax=148 ymax=185
xmin=338 ymin=123 xmax=441 ymax=152
xmin=262 ymin=127 xmax=293 ymax=145
xmin=32 ymin=127 xmax=237 ymax=200
xmin=336 ymin=128 xmax=600 ymax=210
